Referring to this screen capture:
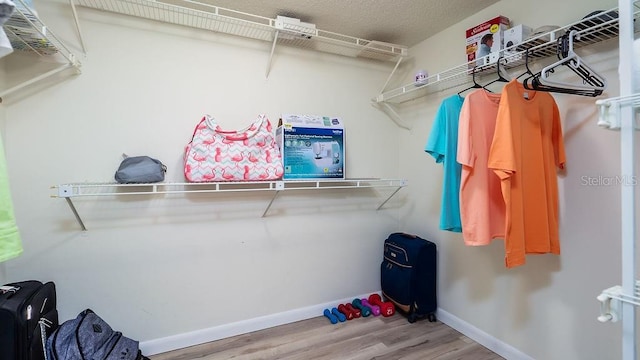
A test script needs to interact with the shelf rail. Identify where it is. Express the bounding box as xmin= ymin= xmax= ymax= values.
xmin=51 ymin=179 xmax=408 ymax=230
xmin=597 ymin=2 xmax=638 ymax=359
